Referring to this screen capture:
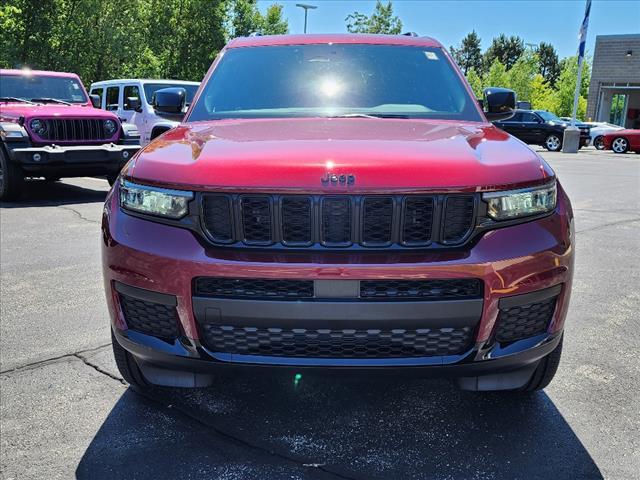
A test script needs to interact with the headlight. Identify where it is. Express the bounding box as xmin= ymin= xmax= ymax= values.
xmin=120 ymin=180 xmax=193 ymax=219
xmin=104 ymin=119 xmax=117 ymax=135
xmin=483 ymin=181 xmax=557 ymax=220
xmin=30 ymin=119 xmax=46 ymax=135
